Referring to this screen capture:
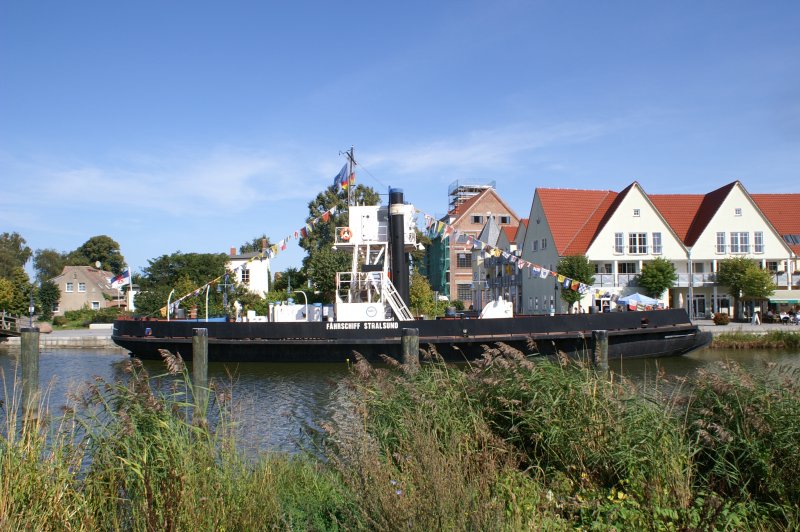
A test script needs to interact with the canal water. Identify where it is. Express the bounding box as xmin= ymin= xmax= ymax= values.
xmin=1 ymin=346 xmax=798 ymax=454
